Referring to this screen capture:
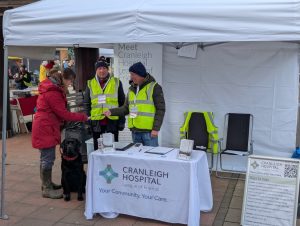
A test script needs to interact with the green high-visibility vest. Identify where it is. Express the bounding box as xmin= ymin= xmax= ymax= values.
xmin=88 ymin=76 xmax=119 ymax=120
xmin=23 ymin=74 xmax=32 ymax=87
xmin=180 ymin=111 xmax=219 ymax=154
xmin=128 ymin=82 xmax=156 ymax=130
